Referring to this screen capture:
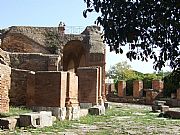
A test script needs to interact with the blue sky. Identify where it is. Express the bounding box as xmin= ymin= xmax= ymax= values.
xmin=0 ymin=0 xmax=171 ymax=73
